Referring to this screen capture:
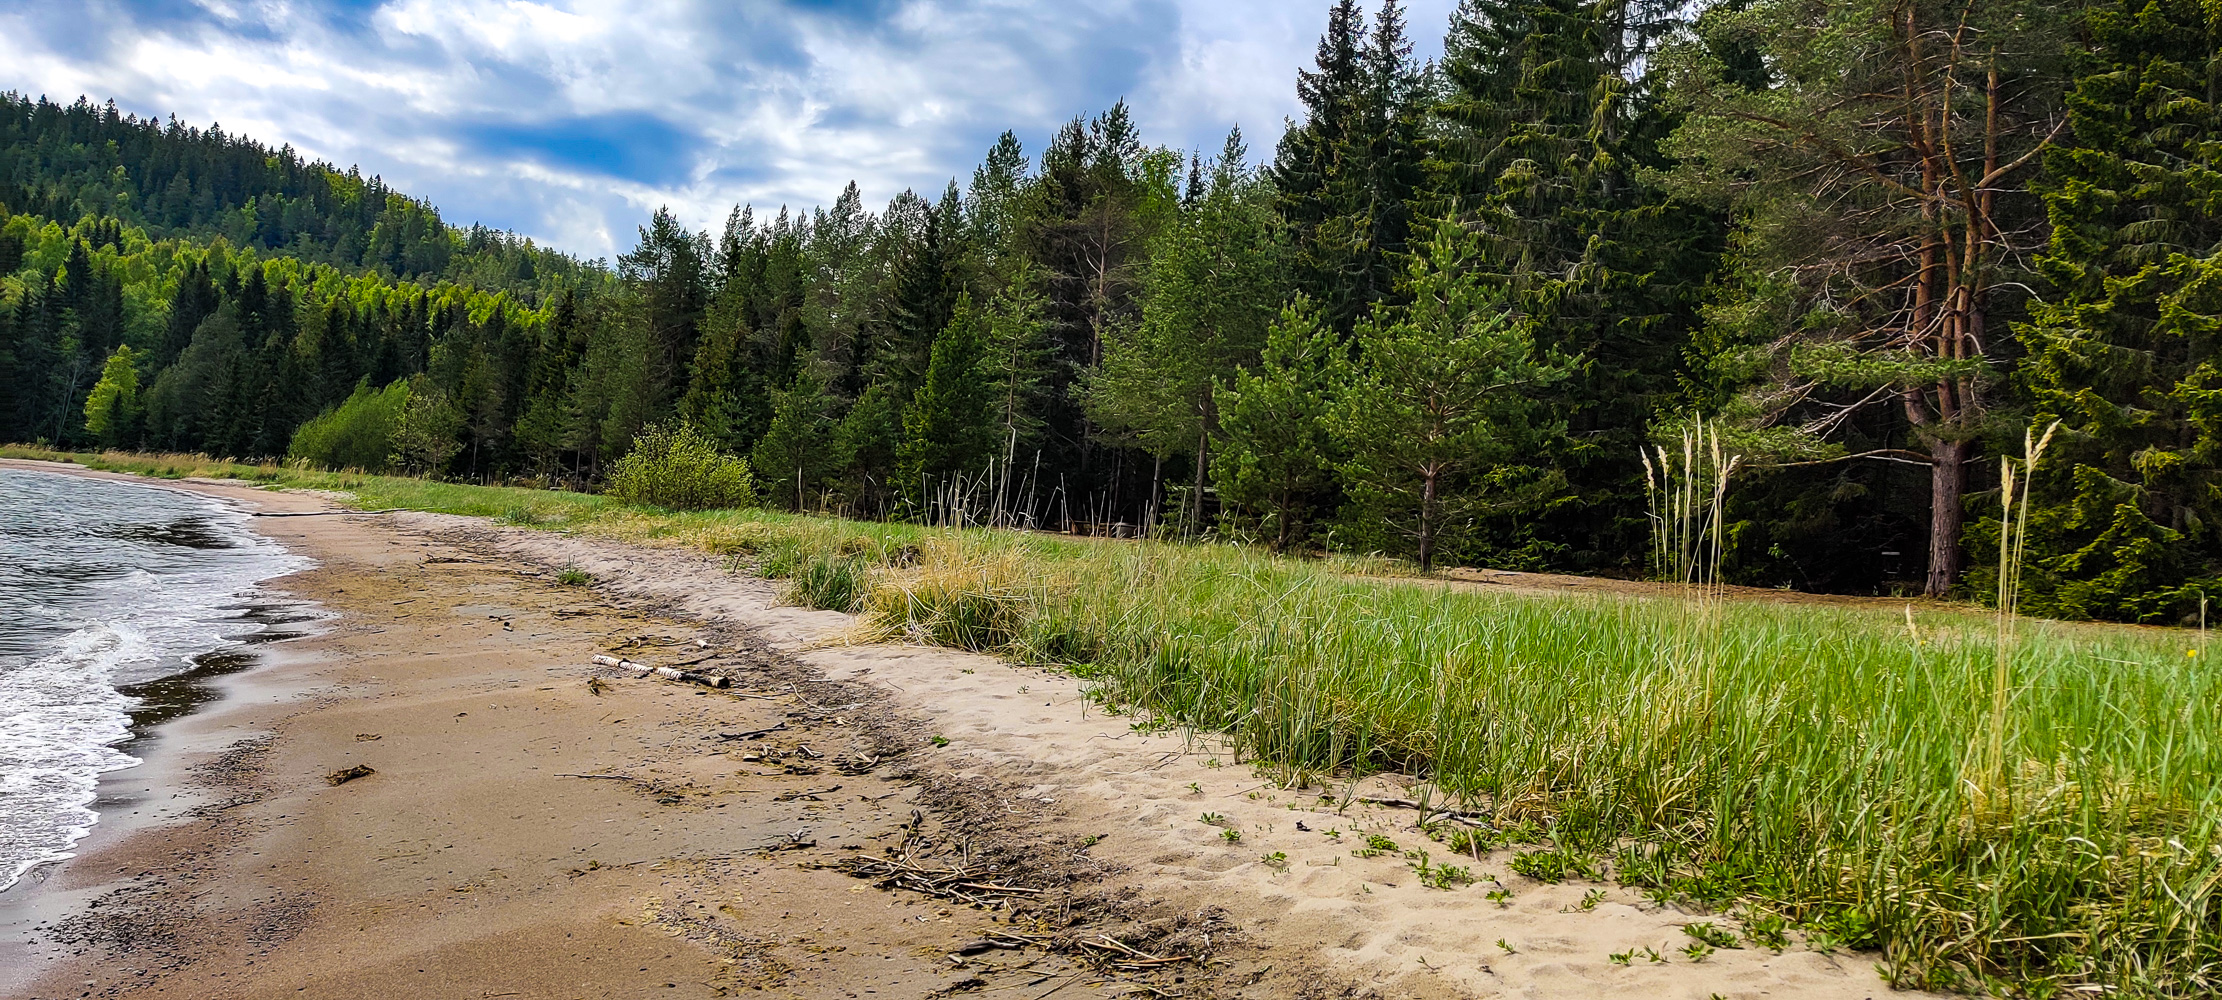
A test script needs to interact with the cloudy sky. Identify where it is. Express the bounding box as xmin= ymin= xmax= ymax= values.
xmin=2 ymin=0 xmax=1458 ymax=260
